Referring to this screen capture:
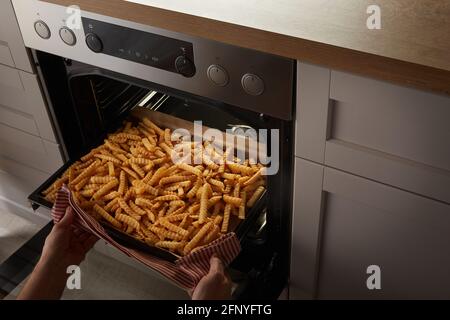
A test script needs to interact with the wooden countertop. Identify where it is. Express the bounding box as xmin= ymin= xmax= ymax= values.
xmin=43 ymin=0 xmax=450 ymax=96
